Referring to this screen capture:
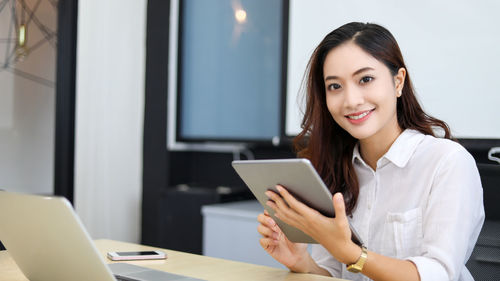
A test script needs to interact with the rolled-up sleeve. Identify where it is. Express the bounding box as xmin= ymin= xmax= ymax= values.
xmin=407 ymin=148 xmax=485 ymax=281
xmin=311 ymin=244 xmax=342 ymax=277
